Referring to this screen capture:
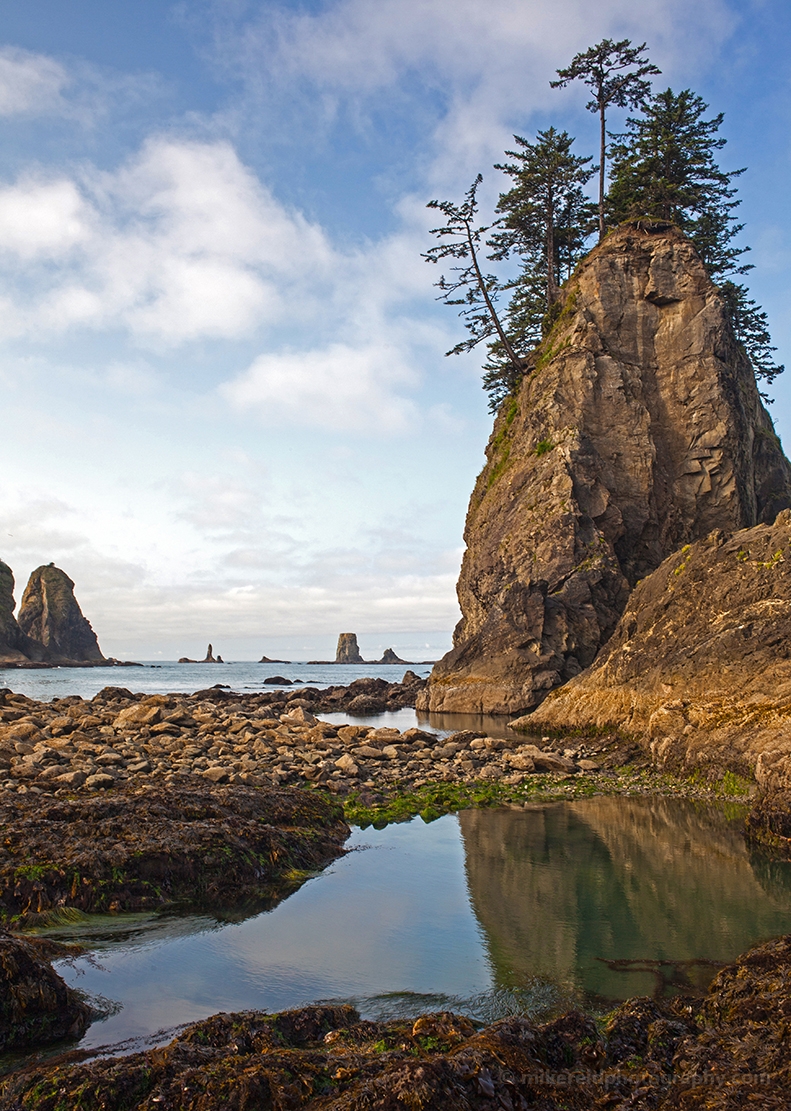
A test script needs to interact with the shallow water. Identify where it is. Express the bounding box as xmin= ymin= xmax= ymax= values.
xmin=35 ymin=797 xmax=791 ymax=1057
